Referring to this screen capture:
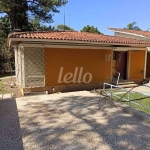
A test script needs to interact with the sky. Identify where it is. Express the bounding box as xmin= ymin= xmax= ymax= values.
xmin=51 ymin=0 xmax=150 ymax=35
